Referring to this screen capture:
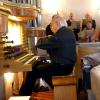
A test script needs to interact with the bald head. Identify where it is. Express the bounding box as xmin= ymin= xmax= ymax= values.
xmin=50 ymin=16 xmax=67 ymax=33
